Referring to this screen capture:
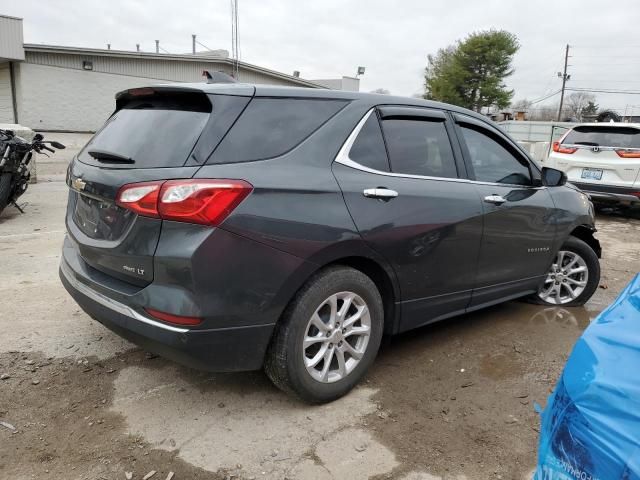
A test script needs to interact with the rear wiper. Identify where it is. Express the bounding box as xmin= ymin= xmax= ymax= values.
xmin=88 ymin=150 xmax=134 ymax=164
xmin=574 ymin=141 xmax=599 ymax=147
